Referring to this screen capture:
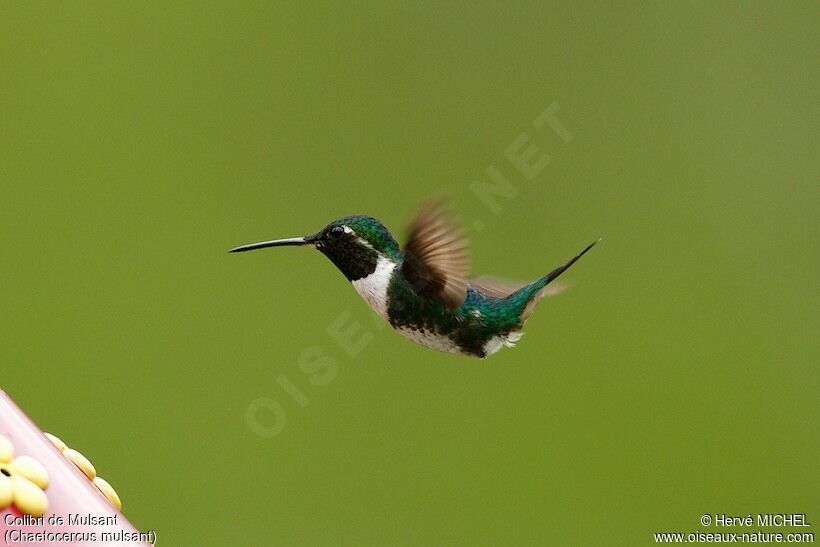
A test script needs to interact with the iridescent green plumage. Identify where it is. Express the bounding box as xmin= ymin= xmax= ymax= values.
xmin=385 ymin=239 xmax=598 ymax=357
